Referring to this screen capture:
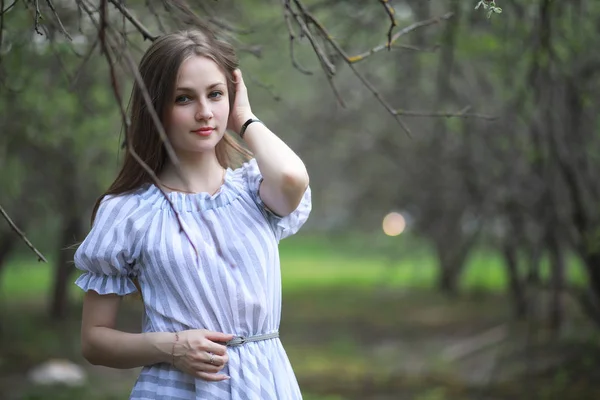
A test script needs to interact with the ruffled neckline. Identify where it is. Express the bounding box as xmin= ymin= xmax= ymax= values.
xmin=140 ymin=167 xmax=242 ymax=212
